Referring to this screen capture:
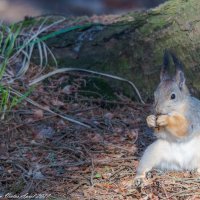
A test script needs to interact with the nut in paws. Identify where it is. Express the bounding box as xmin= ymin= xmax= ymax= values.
xmin=156 ymin=115 xmax=168 ymax=127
